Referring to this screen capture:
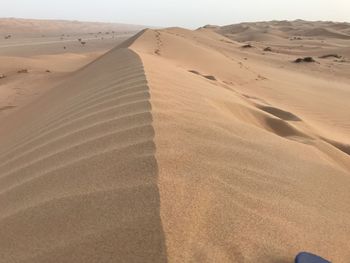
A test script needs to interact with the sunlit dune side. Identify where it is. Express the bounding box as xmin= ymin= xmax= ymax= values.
xmin=129 ymin=28 xmax=350 ymax=262
xmin=0 ymin=22 xmax=349 ymax=263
